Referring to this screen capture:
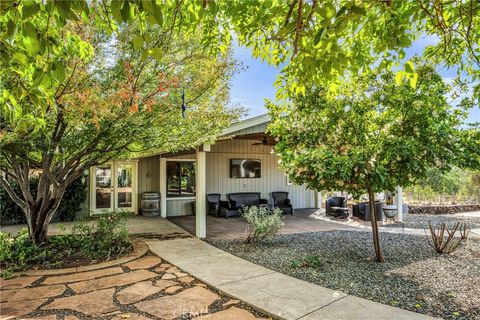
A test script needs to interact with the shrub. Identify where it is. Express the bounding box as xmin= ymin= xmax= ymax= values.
xmin=243 ymin=206 xmax=284 ymax=243
xmin=426 ymin=221 xmax=469 ymax=254
xmin=0 ymin=177 xmax=87 ymax=224
xmin=0 ymin=210 xmax=132 ymax=277
xmin=290 ymin=255 xmax=323 ymax=269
